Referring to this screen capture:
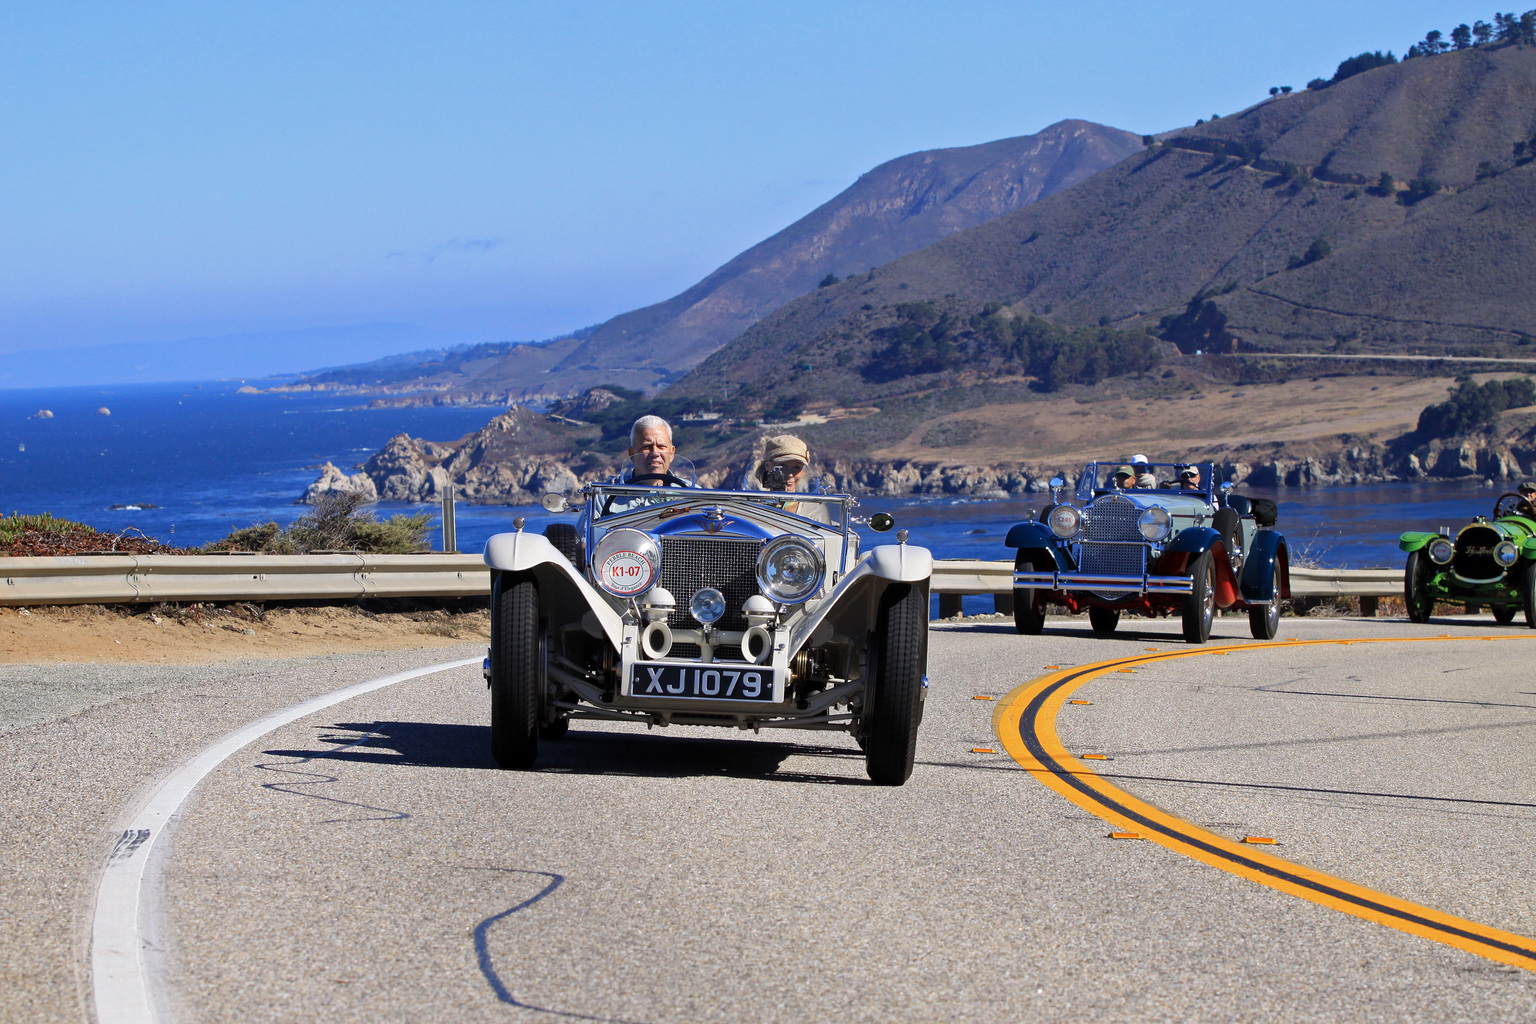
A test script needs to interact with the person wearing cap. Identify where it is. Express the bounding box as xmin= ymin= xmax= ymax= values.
xmin=756 ymin=434 xmax=830 ymax=523
xmin=1111 ymin=465 xmax=1136 ymax=489
xmin=1177 ymin=465 xmax=1202 ymax=490
xmin=1517 ymin=482 xmax=1536 ymax=517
